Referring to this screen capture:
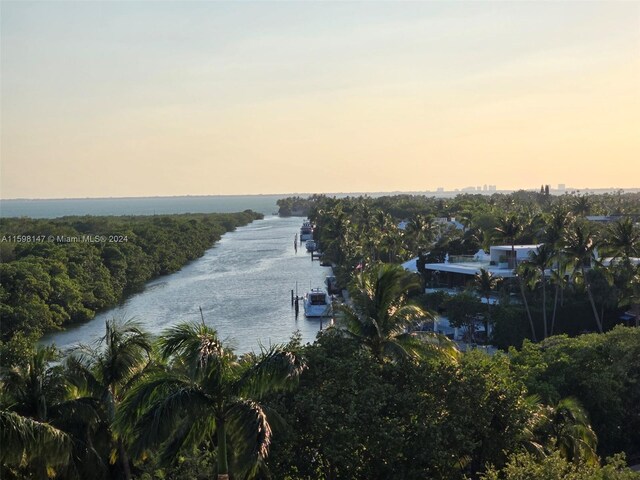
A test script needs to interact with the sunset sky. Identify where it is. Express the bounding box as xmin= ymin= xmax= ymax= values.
xmin=1 ymin=1 xmax=639 ymax=199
